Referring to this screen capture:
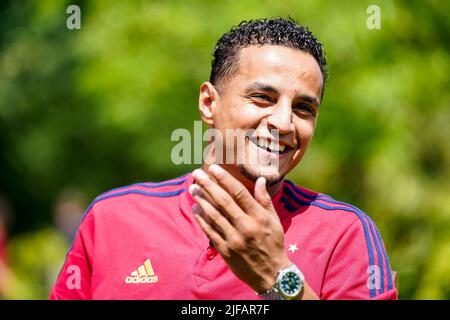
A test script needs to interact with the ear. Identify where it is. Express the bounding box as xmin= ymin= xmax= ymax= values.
xmin=198 ymin=81 xmax=219 ymax=127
